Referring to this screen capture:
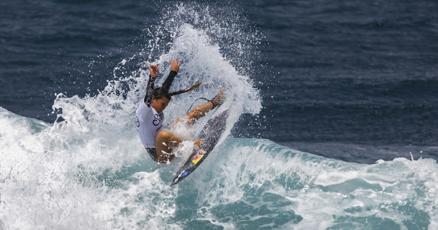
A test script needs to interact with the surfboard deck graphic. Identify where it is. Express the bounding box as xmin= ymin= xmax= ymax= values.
xmin=171 ymin=110 xmax=229 ymax=185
